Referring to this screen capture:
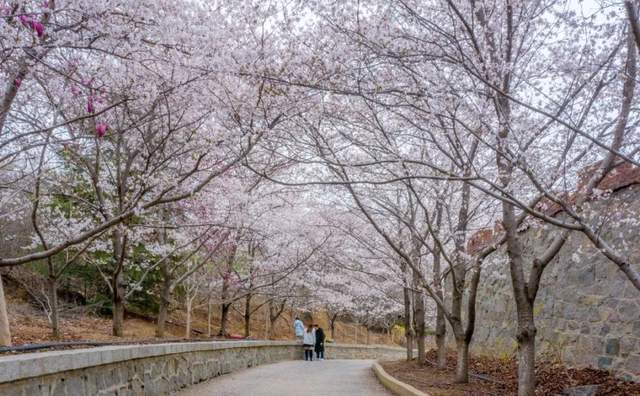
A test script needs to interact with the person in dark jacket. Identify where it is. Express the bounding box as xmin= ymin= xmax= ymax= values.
xmin=313 ymin=324 xmax=325 ymax=360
